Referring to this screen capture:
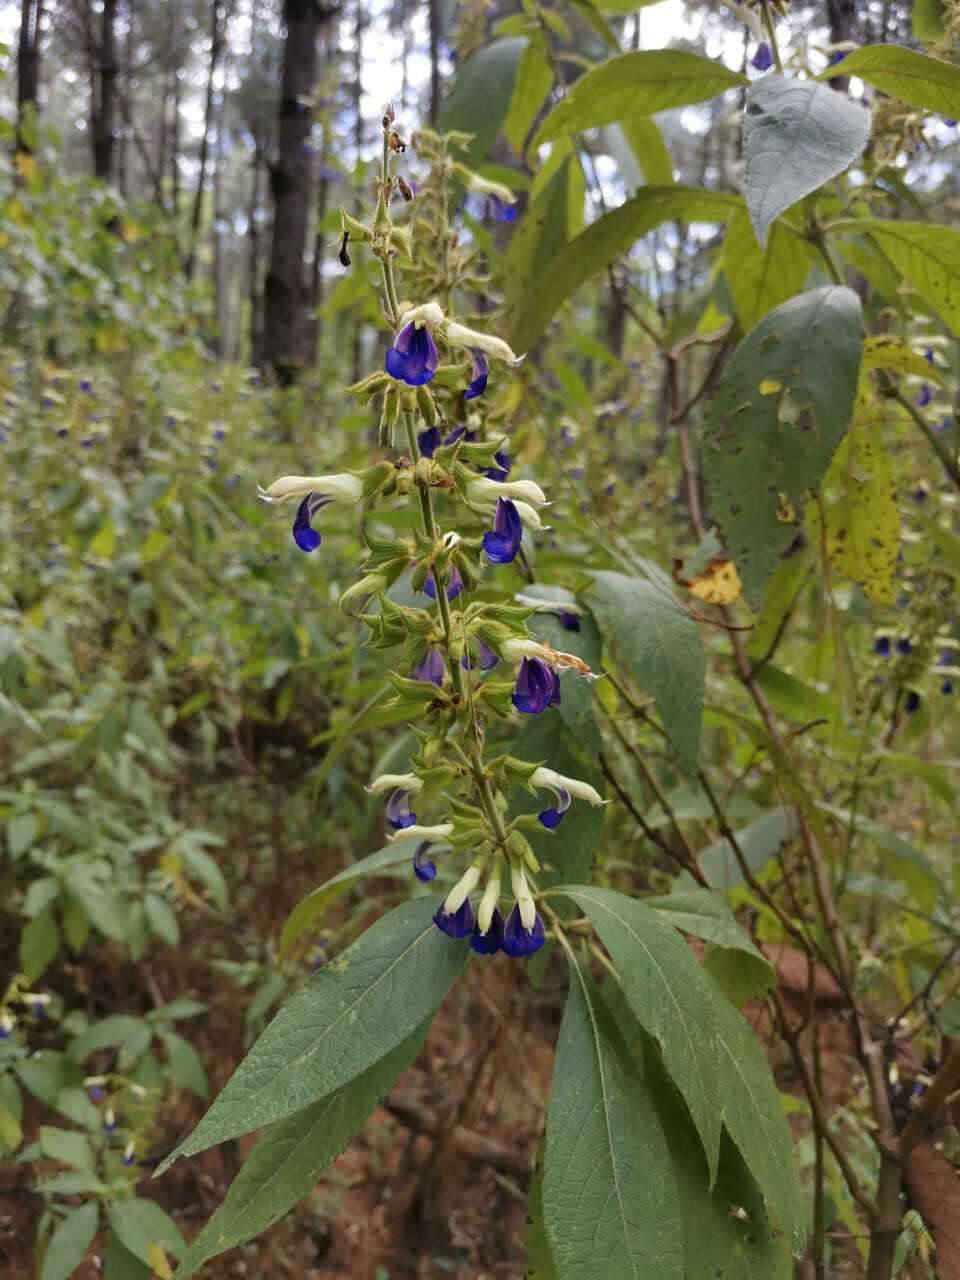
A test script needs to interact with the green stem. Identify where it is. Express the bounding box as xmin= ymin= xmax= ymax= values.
xmin=760 ymin=2 xmax=784 ymax=74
